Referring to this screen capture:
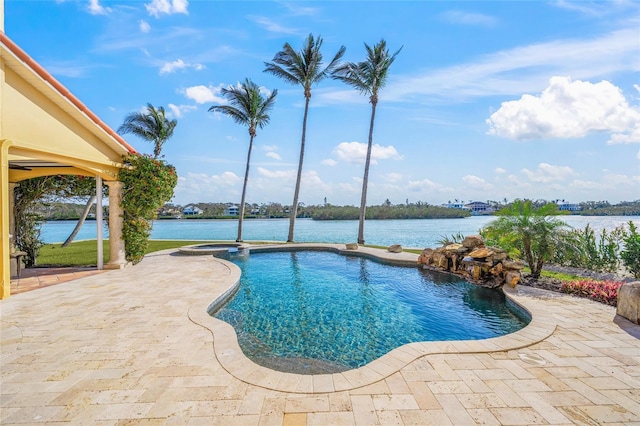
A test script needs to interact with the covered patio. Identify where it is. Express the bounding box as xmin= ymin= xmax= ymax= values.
xmin=0 ymin=20 xmax=136 ymax=299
